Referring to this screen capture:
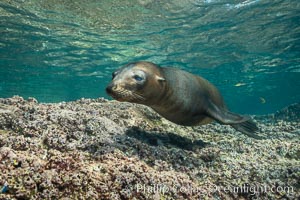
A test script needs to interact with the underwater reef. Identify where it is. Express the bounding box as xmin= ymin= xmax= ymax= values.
xmin=0 ymin=96 xmax=299 ymax=199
